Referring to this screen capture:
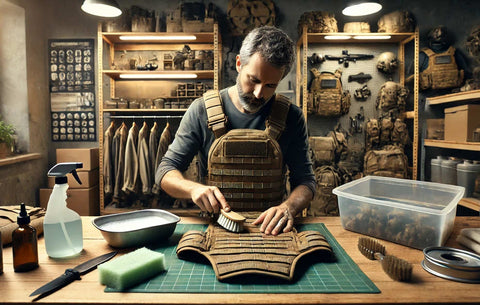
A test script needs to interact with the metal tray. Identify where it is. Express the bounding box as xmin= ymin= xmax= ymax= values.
xmin=92 ymin=209 xmax=180 ymax=248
